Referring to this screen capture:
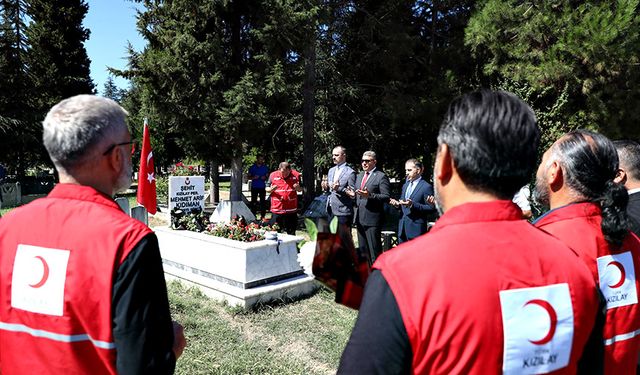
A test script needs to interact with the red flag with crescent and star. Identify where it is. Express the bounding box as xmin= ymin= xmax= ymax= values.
xmin=137 ymin=119 xmax=157 ymax=214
